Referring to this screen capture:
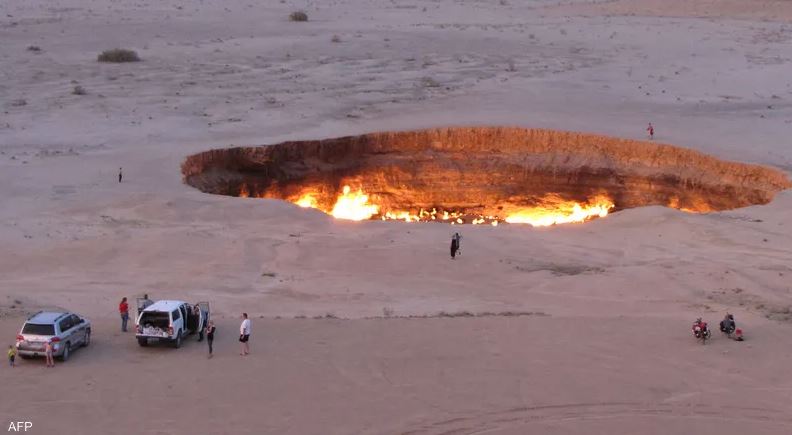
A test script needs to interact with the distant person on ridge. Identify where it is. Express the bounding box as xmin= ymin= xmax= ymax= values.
xmin=118 ymin=167 xmax=123 ymax=183
xmin=647 ymin=123 xmax=654 ymax=140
